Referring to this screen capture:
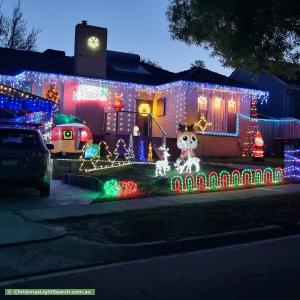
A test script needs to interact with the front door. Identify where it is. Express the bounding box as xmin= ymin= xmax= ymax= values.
xmin=136 ymin=99 xmax=152 ymax=136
